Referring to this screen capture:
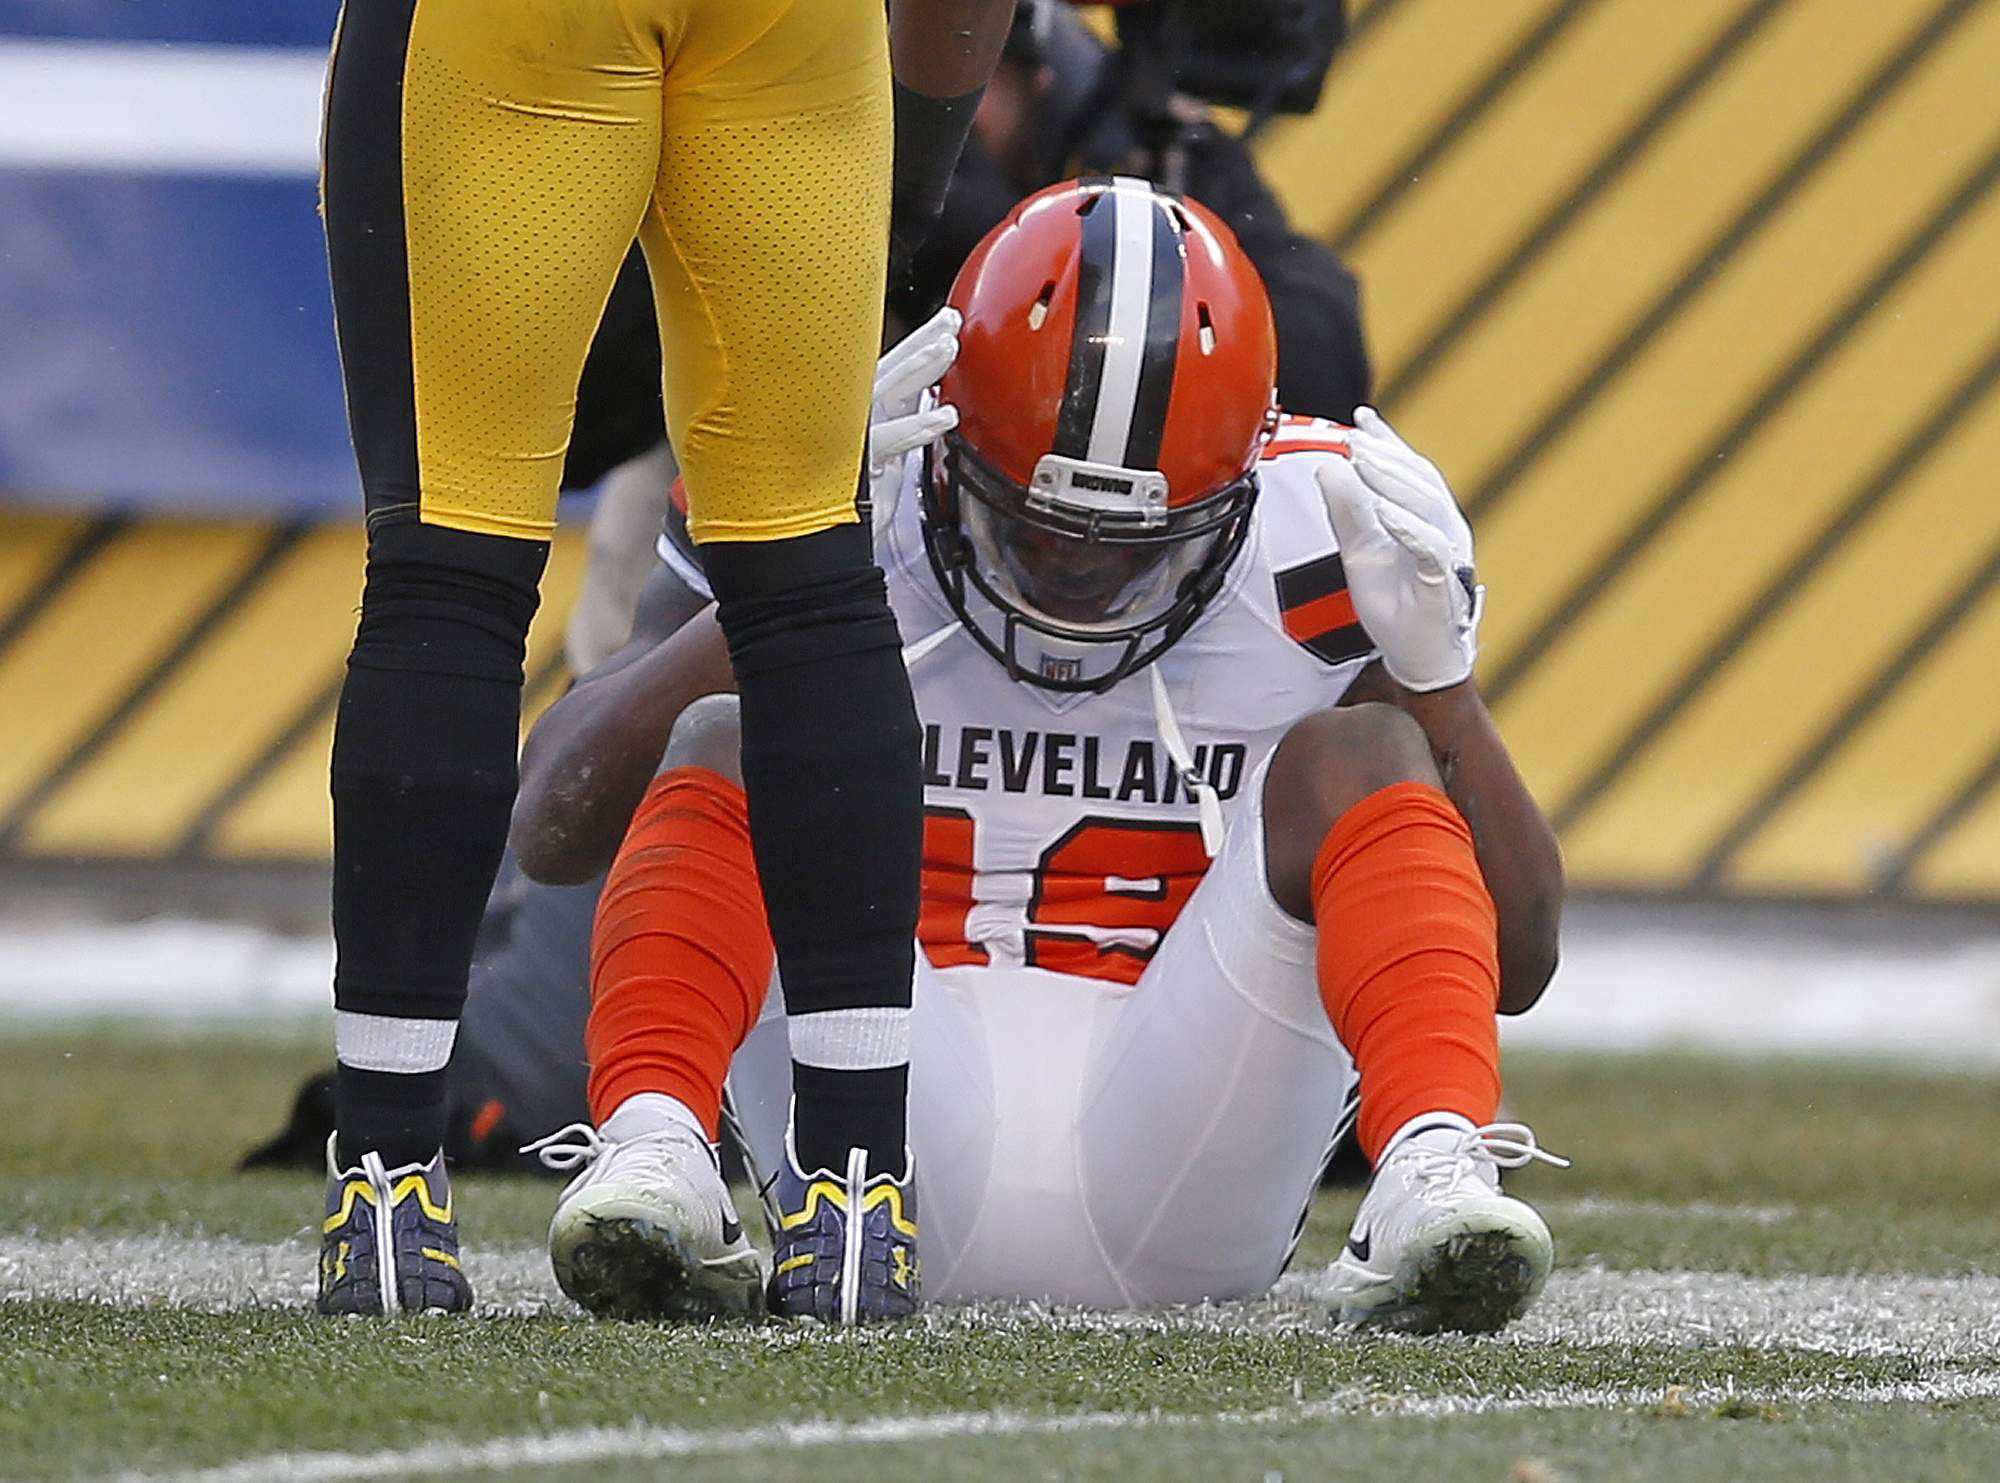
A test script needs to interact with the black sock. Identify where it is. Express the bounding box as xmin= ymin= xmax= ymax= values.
xmin=791 ymin=1065 xmax=911 ymax=1179
xmin=705 ymin=524 xmax=922 ymax=1179
xmin=335 ymin=1066 xmax=449 ymax=1170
